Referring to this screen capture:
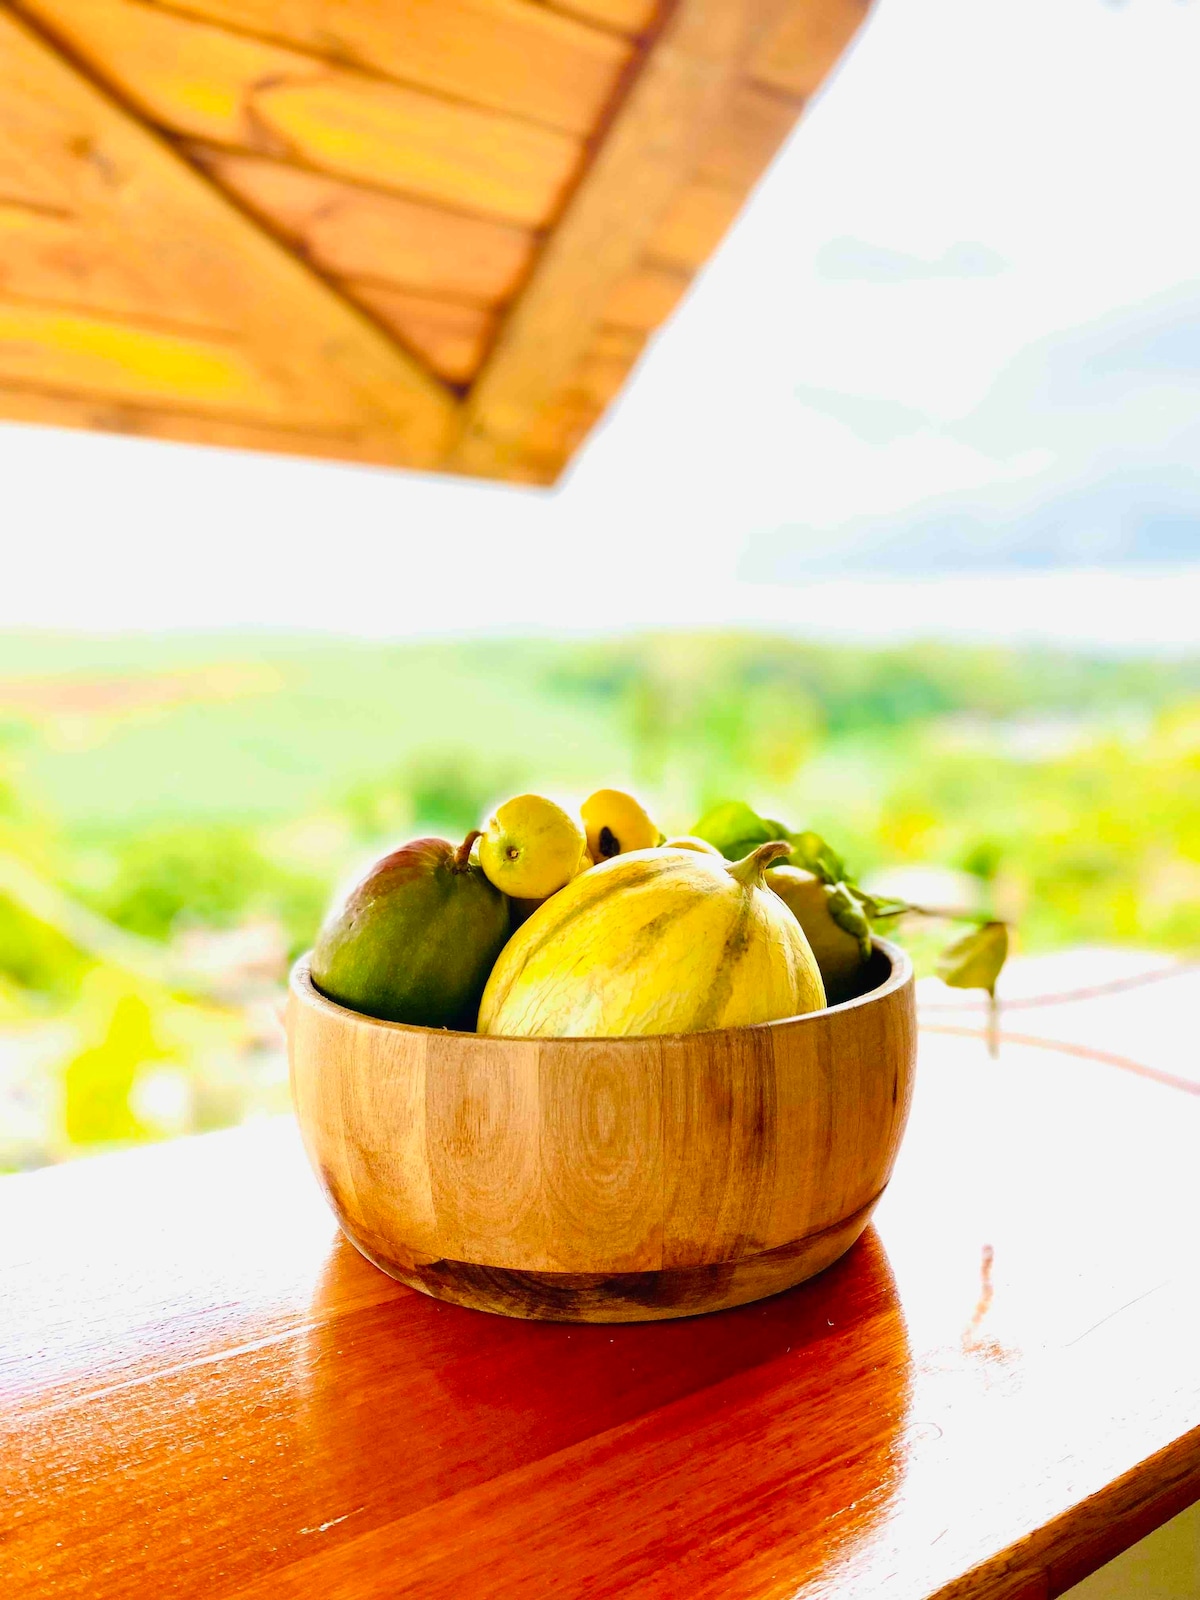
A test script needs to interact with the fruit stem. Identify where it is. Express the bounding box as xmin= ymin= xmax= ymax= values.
xmin=454 ymin=829 xmax=483 ymax=870
xmin=727 ymin=839 xmax=793 ymax=886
